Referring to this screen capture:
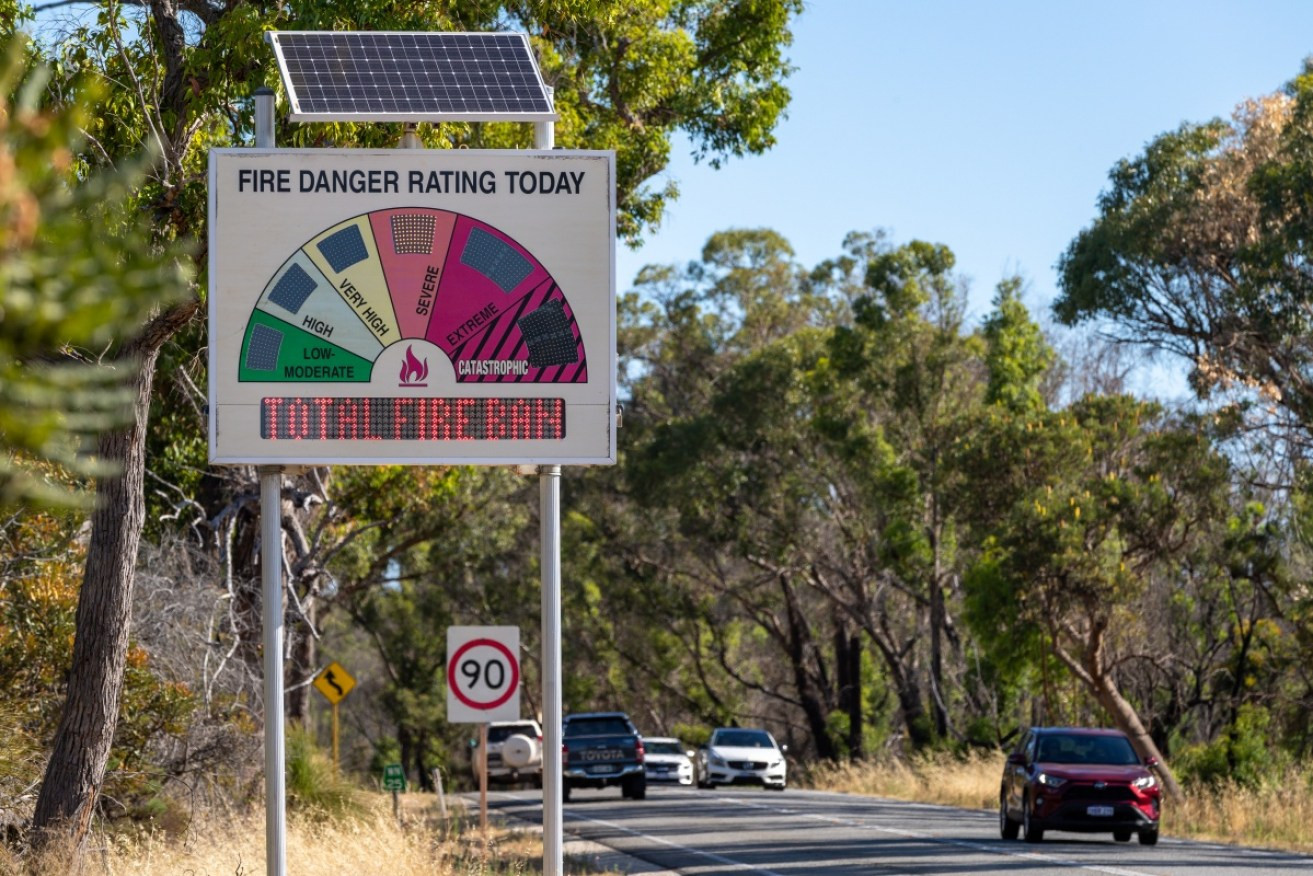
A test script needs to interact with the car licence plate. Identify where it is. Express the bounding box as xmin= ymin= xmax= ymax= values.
xmin=588 ymin=764 xmax=618 ymax=773
xmin=1087 ymin=805 xmax=1115 ymax=817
